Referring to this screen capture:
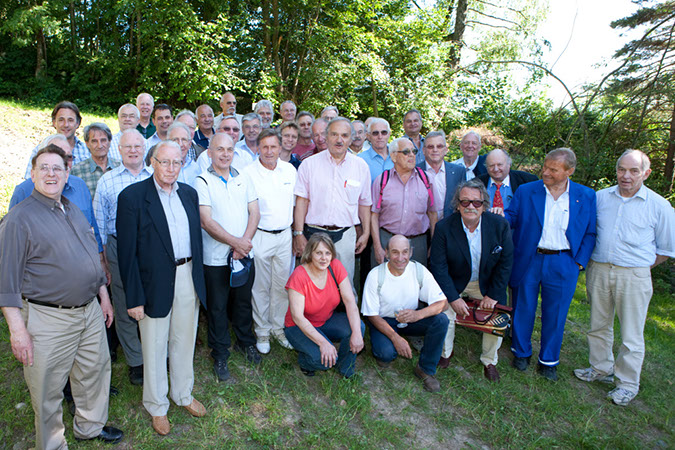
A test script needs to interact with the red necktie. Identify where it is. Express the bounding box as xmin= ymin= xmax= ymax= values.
xmin=493 ymin=183 xmax=504 ymax=208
